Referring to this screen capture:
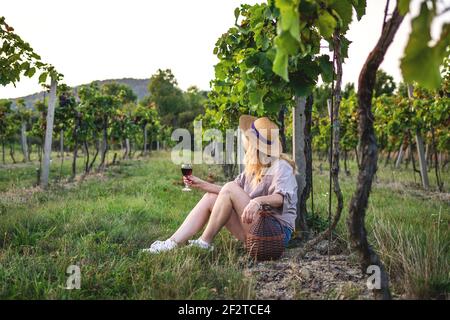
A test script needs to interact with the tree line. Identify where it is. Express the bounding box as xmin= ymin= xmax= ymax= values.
xmin=0 ymin=69 xmax=207 ymax=182
xmin=309 ymin=65 xmax=449 ymax=191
